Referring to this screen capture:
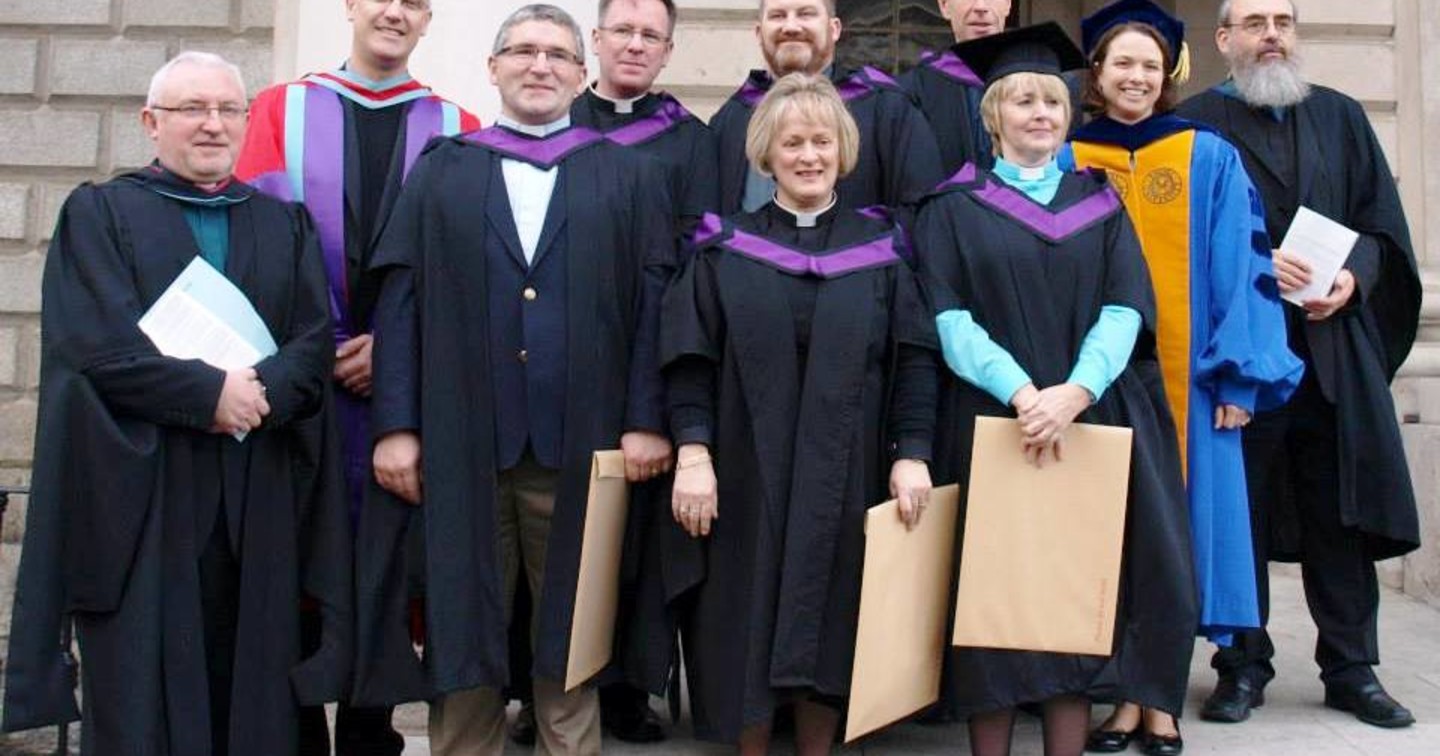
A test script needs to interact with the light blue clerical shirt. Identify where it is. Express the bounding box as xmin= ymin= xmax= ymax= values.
xmin=936 ymin=157 xmax=1141 ymax=404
